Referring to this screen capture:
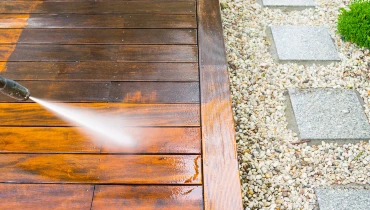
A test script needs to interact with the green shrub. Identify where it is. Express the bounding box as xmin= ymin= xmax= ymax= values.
xmin=337 ymin=0 xmax=370 ymax=49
